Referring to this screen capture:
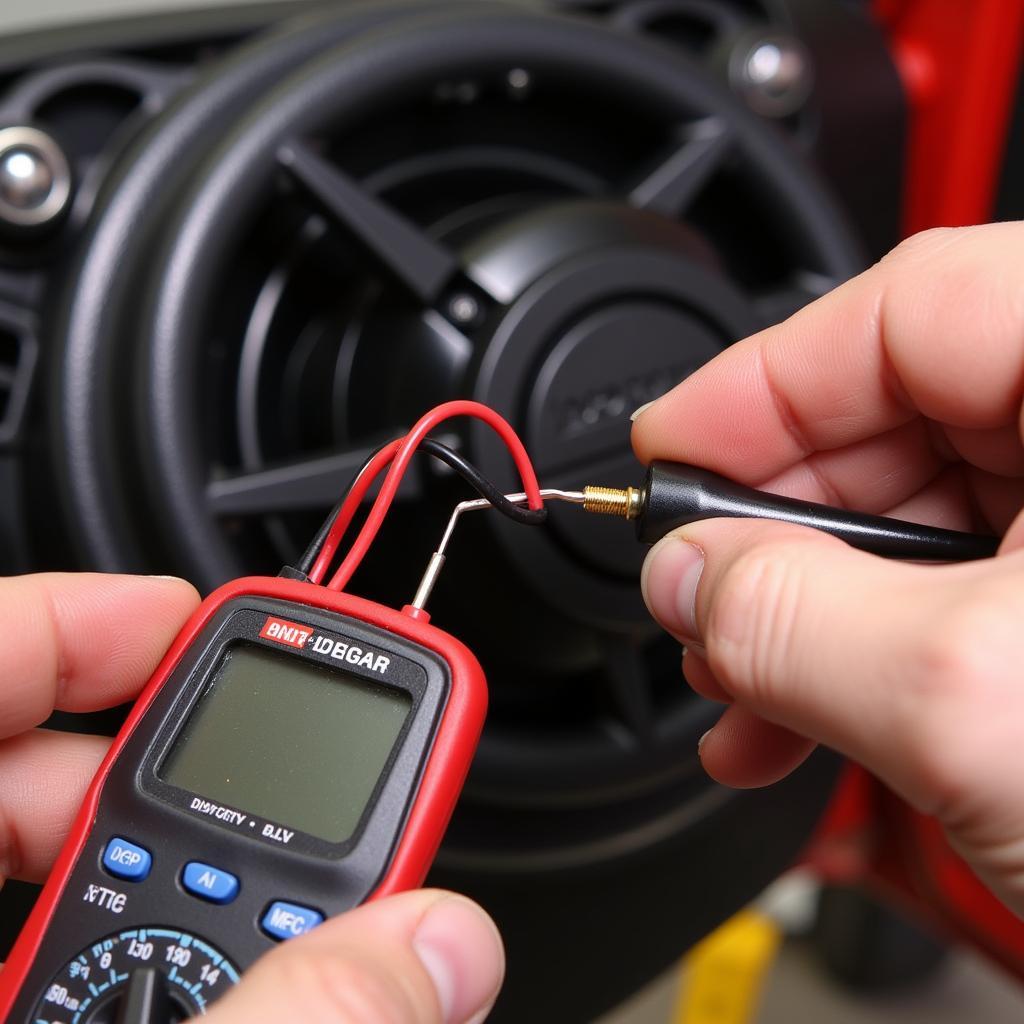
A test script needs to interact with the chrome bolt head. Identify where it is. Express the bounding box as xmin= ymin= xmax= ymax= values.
xmin=730 ymin=33 xmax=813 ymax=118
xmin=0 ymin=126 xmax=72 ymax=229
xmin=0 ymin=148 xmax=54 ymax=210
xmin=506 ymin=67 xmax=532 ymax=98
xmin=448 ymin=293 xmax=480 ymax=324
